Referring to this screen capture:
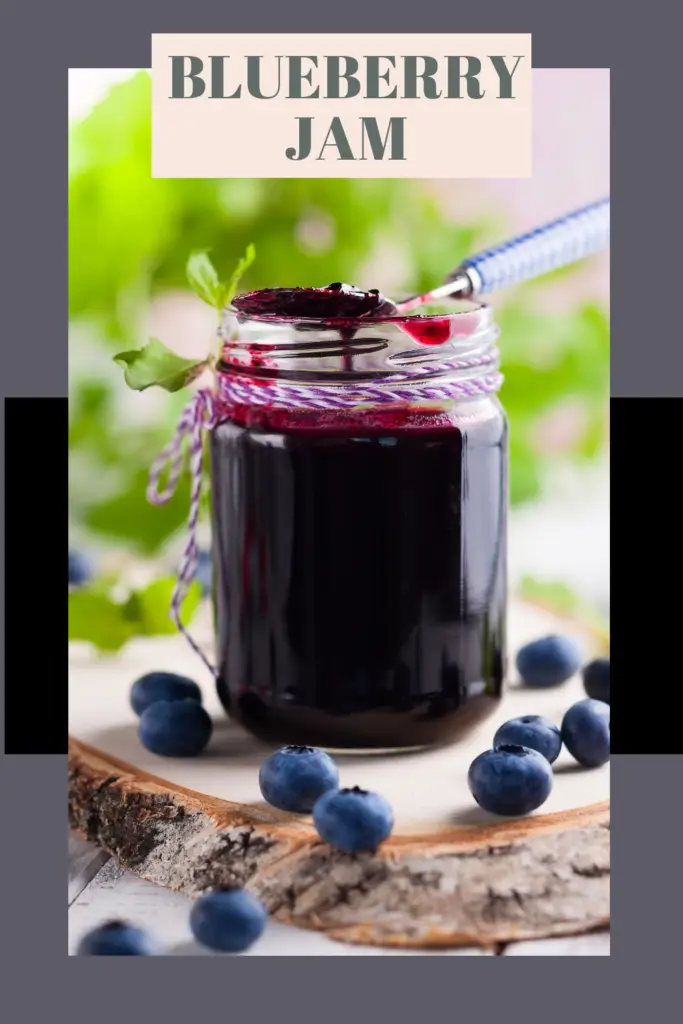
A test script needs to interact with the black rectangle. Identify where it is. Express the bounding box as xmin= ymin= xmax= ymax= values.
xmin=4 ymin=397 xmax=68 ymax=754
xmin=610 ymin=396 xmax=683 ymax=753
